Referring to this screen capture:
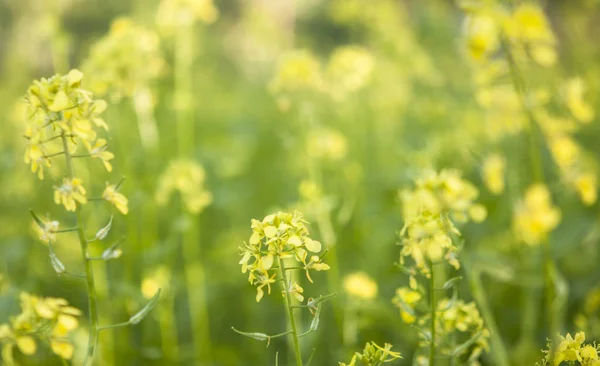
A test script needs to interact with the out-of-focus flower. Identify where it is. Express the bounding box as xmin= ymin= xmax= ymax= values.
xmin=269 ymin=49 xmax=324 ymax=109
xmin=482 ymin=153 xmax=506 ymax=194
xmin=344 ymin=272 xmax=378 ymax=300
xmin=307 ymin=128 xmax=348 ymax=161
xmin=400 ymin=169 xmax=486 ymax=223
xmin=103 ymin=183 xmax=129 ymax=215
xmin=156 ymin=0 xmax=219 ymax=29
xmin=575 ymin=173 xmax=598 ymax=206
xmin=155 ymin=160 xmax=212 ymax=214
xmin=564 ymin=78 xmax=595 ymax=124
xmin=463 ymin=13 xmax=501 ymax=63
xmin=513 ymin=184 xmax=561 ymax=246
xmin=0 ymin=293 xmax=81 ymax=364
xmin=83 ymin=18 xmax=165 ymax=100
xmin=326 ymin=46 xmax=375 ymax=100
xmin=392 ymin=287 xmax=422 ymax=324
